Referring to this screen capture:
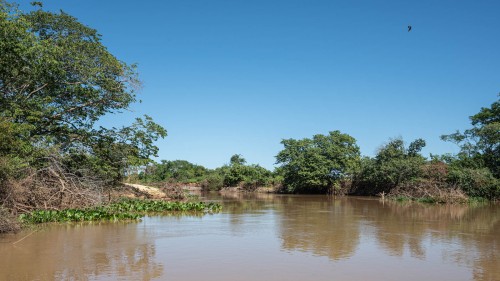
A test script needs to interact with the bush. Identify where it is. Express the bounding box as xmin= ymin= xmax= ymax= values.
xmin=138 ymin=160 xmax=208 ymax=183
xmin=352 ymin=138 xmax=426 ymax=195
xmin=201 ymin=174 xmax=224 ymax=191
xmin=447 ymin=167 xmax=499 ymax=199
